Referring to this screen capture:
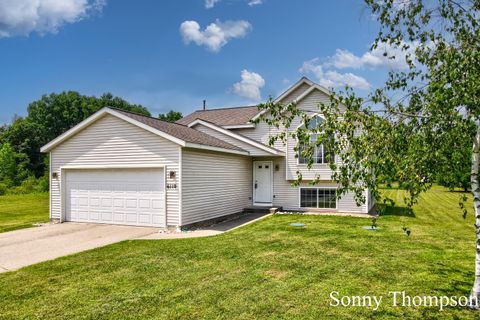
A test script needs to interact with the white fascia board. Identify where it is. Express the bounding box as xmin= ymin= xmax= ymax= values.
xmin=272 ymin=77 xmax=314 ymax=105
xmin=251 ymin=80 xmax=333 ymax=122
xmin=40 ymin=108 xmax=109 ymax=152
xmin=293 ymin=85 xmax=332 ymax=104
xmin=40 ymin=108 xmax=187 ymax=153
xmin=251 ymin=85 xmax=334 ymax=125
xmin=106 ymin=109 xmax=186 ymax=146
xmin=188 ymin=119 xmax=284 ymax=156
xmin=250 ymin=78 xmax=312 ymax=122
xmin=222 ymin=123 xmax=255 ymax=129
xmin=183 ymin=142 xmax=250 ymax=156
